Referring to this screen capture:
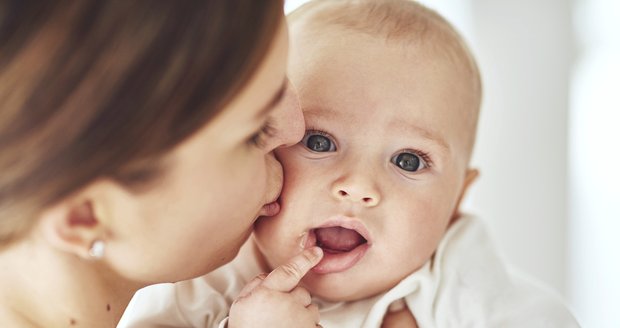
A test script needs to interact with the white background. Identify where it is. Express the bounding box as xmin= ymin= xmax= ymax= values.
xmin=285 ymin=1 xmax=619 ymax=327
